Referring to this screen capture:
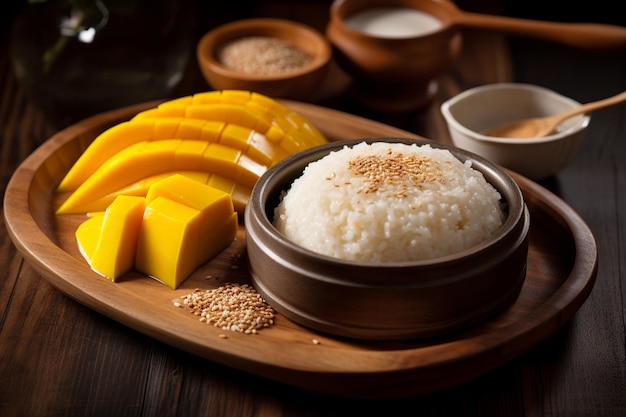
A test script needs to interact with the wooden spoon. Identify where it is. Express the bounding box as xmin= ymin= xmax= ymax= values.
xmin=484 ymin=90 xmax=626 ymax=139
xmin=408 ymin=0 xmax=626 ymax=51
